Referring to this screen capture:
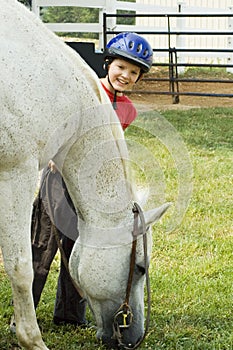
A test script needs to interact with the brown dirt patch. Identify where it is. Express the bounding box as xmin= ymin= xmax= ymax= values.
xmin=129 ymin=72 xmax=233 ymax=111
